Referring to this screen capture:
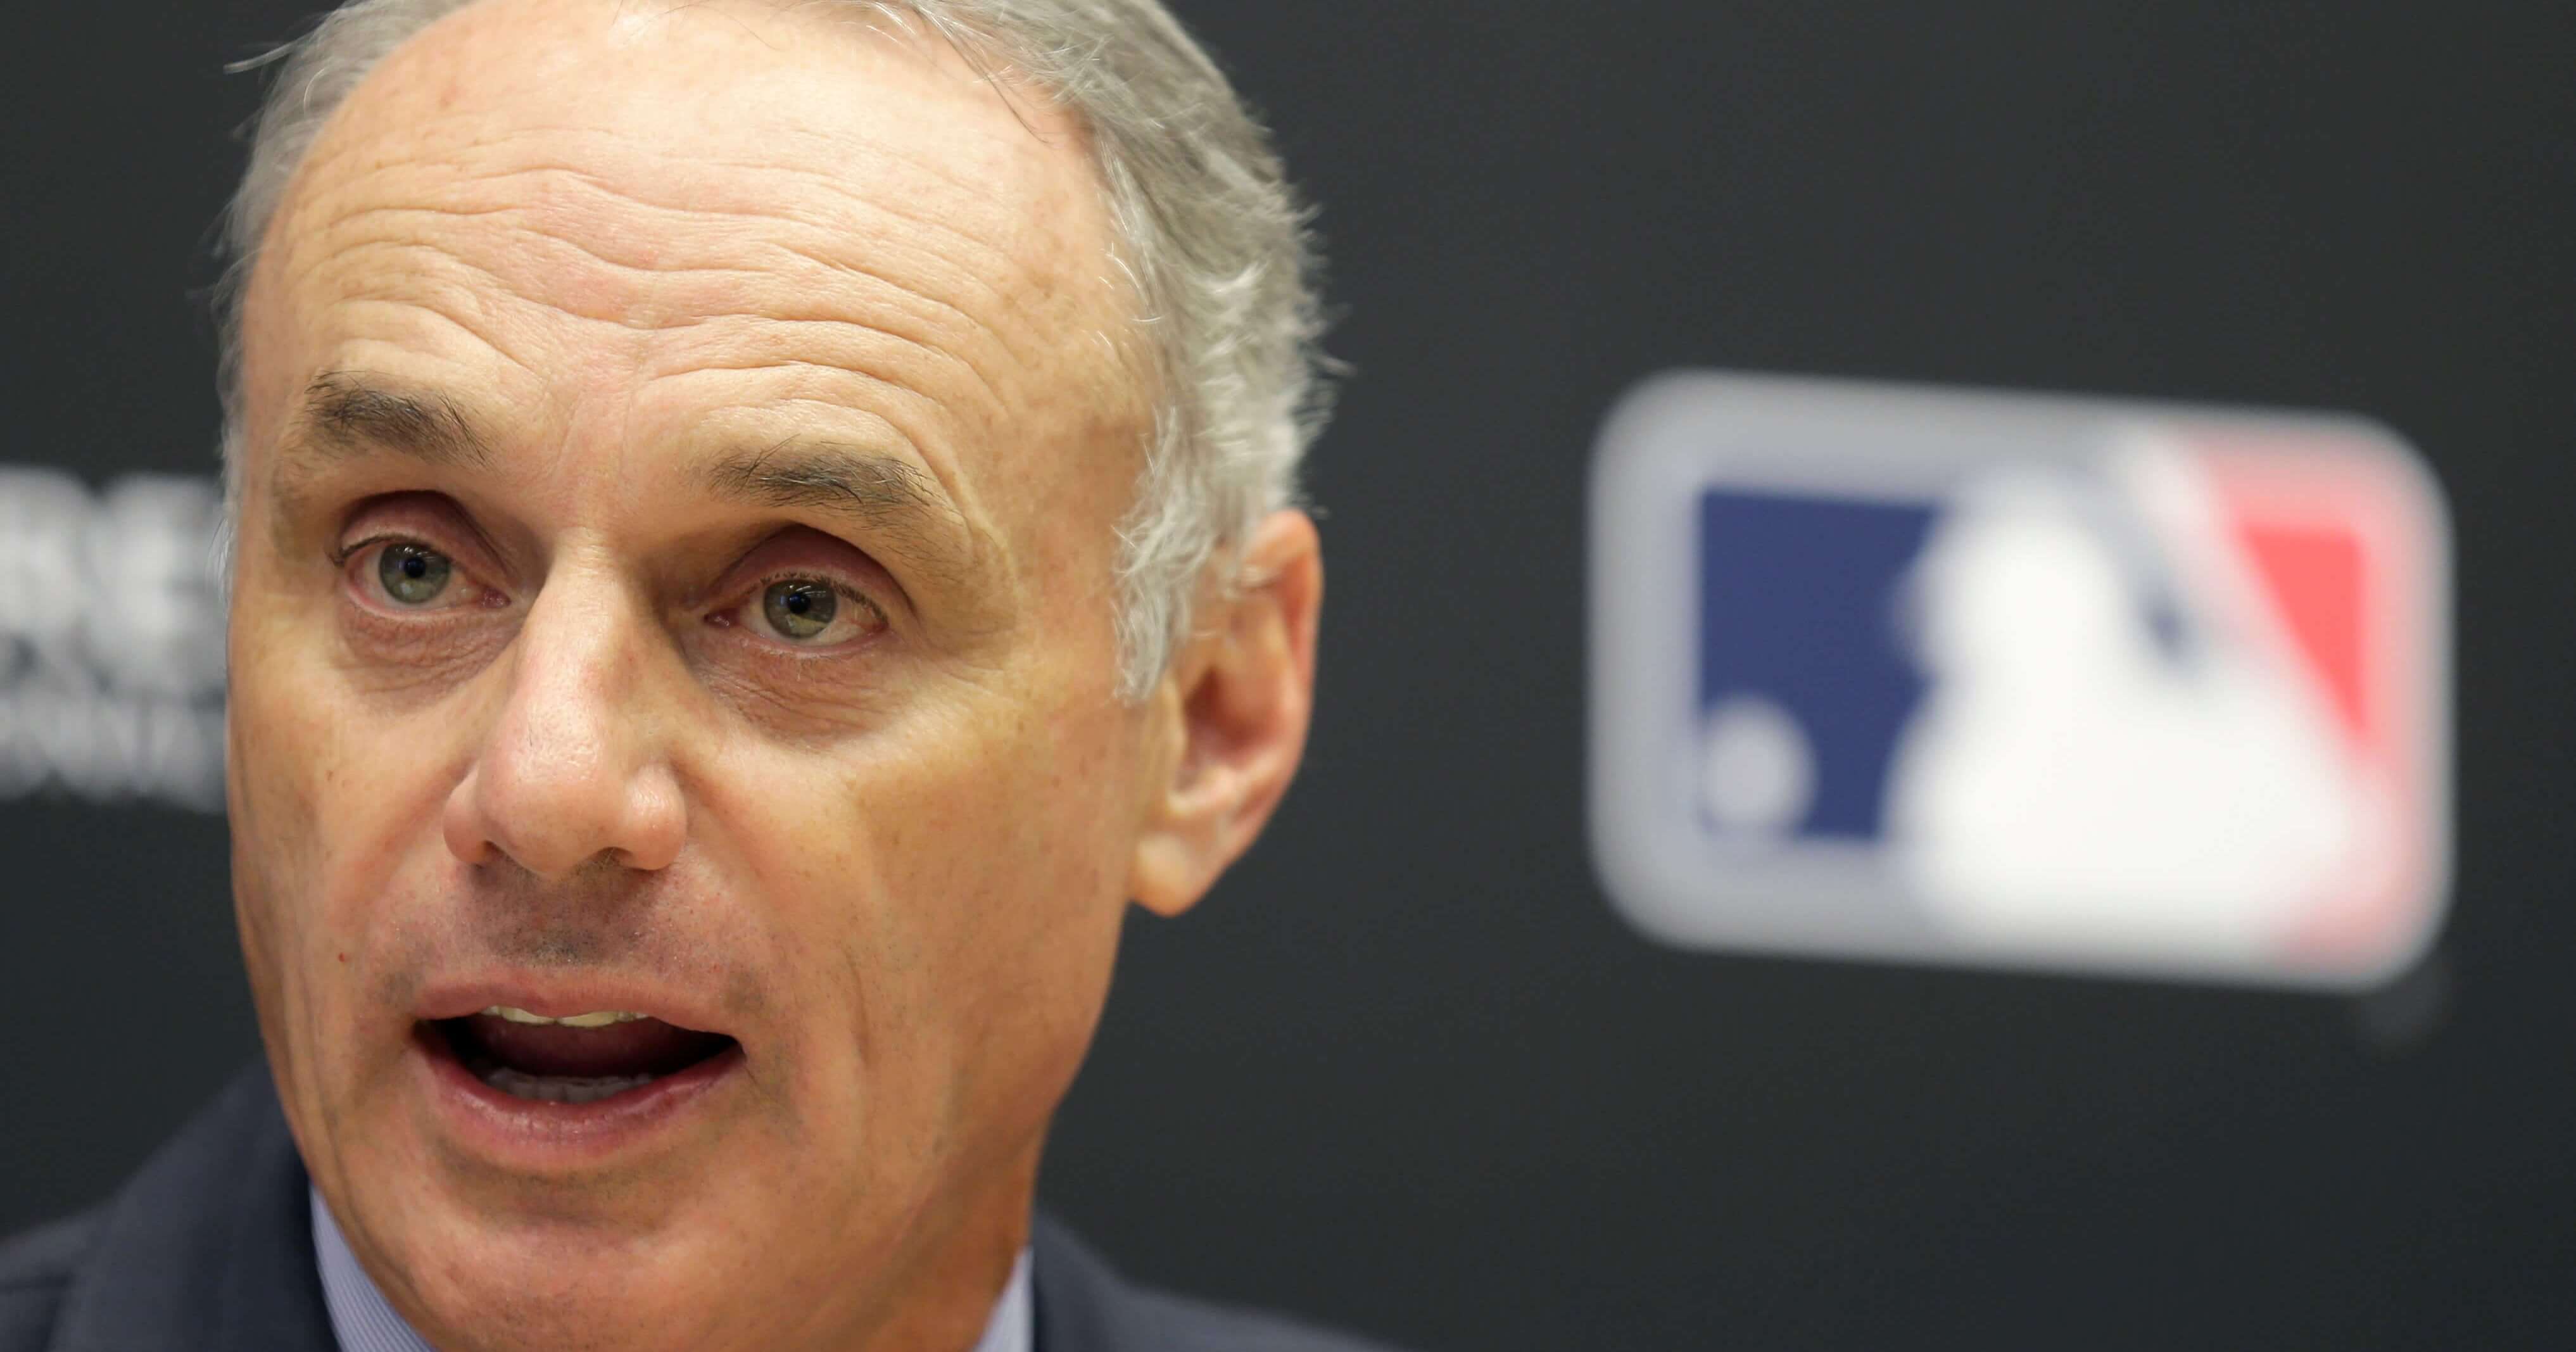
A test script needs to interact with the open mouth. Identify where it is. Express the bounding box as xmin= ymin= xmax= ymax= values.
xmin=425 ymin=1008 xmax=738 ymax=1106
